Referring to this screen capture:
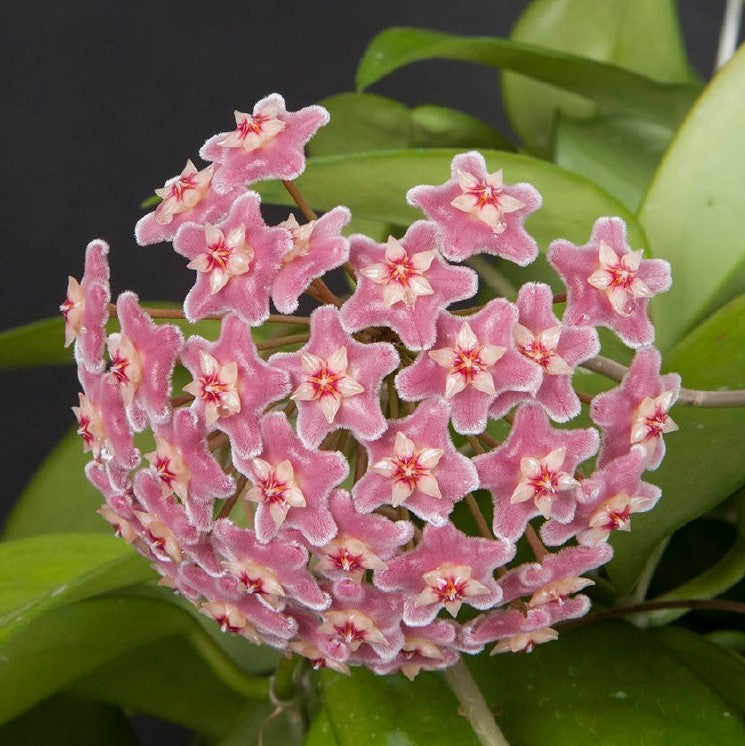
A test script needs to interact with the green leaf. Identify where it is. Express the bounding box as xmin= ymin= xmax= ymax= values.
xmin=72 ymin=636 xmax=252 ymax=737
xmin=0 ymin=692 xmax=138 ymax=745
xmin=309 ymin=92 xmax=512 ymax=157
xmin=502 ymin=0 xmax=693 ymax=155
xmin=653 ymin=626 xmax=745 ymax=715
xmin=305 ymin=708 xmax=338 ymax=746
xmin=318 ymin=667 xmax=480 ymax=746
xmin=4 ymin=429 xmax=114 ymax=538
xmin=355 ymin=28 xmax=699 ymax=130
xmin=468 ymin=621 xmax=745 ymax=744
xmin=554 ymin=115 xmax=672 ymax=211
xmin=0 ymin=589 xmax=269 ymax=724
xmin=0 ymin=533 xmax=153 ymax=644
xmin=257 ymin=149 xmax=646 ymax=251
xmin=608 ymin=295 xmax=745 ymax=591
xmin=639 ymin=44 xmax=745 ymax=349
